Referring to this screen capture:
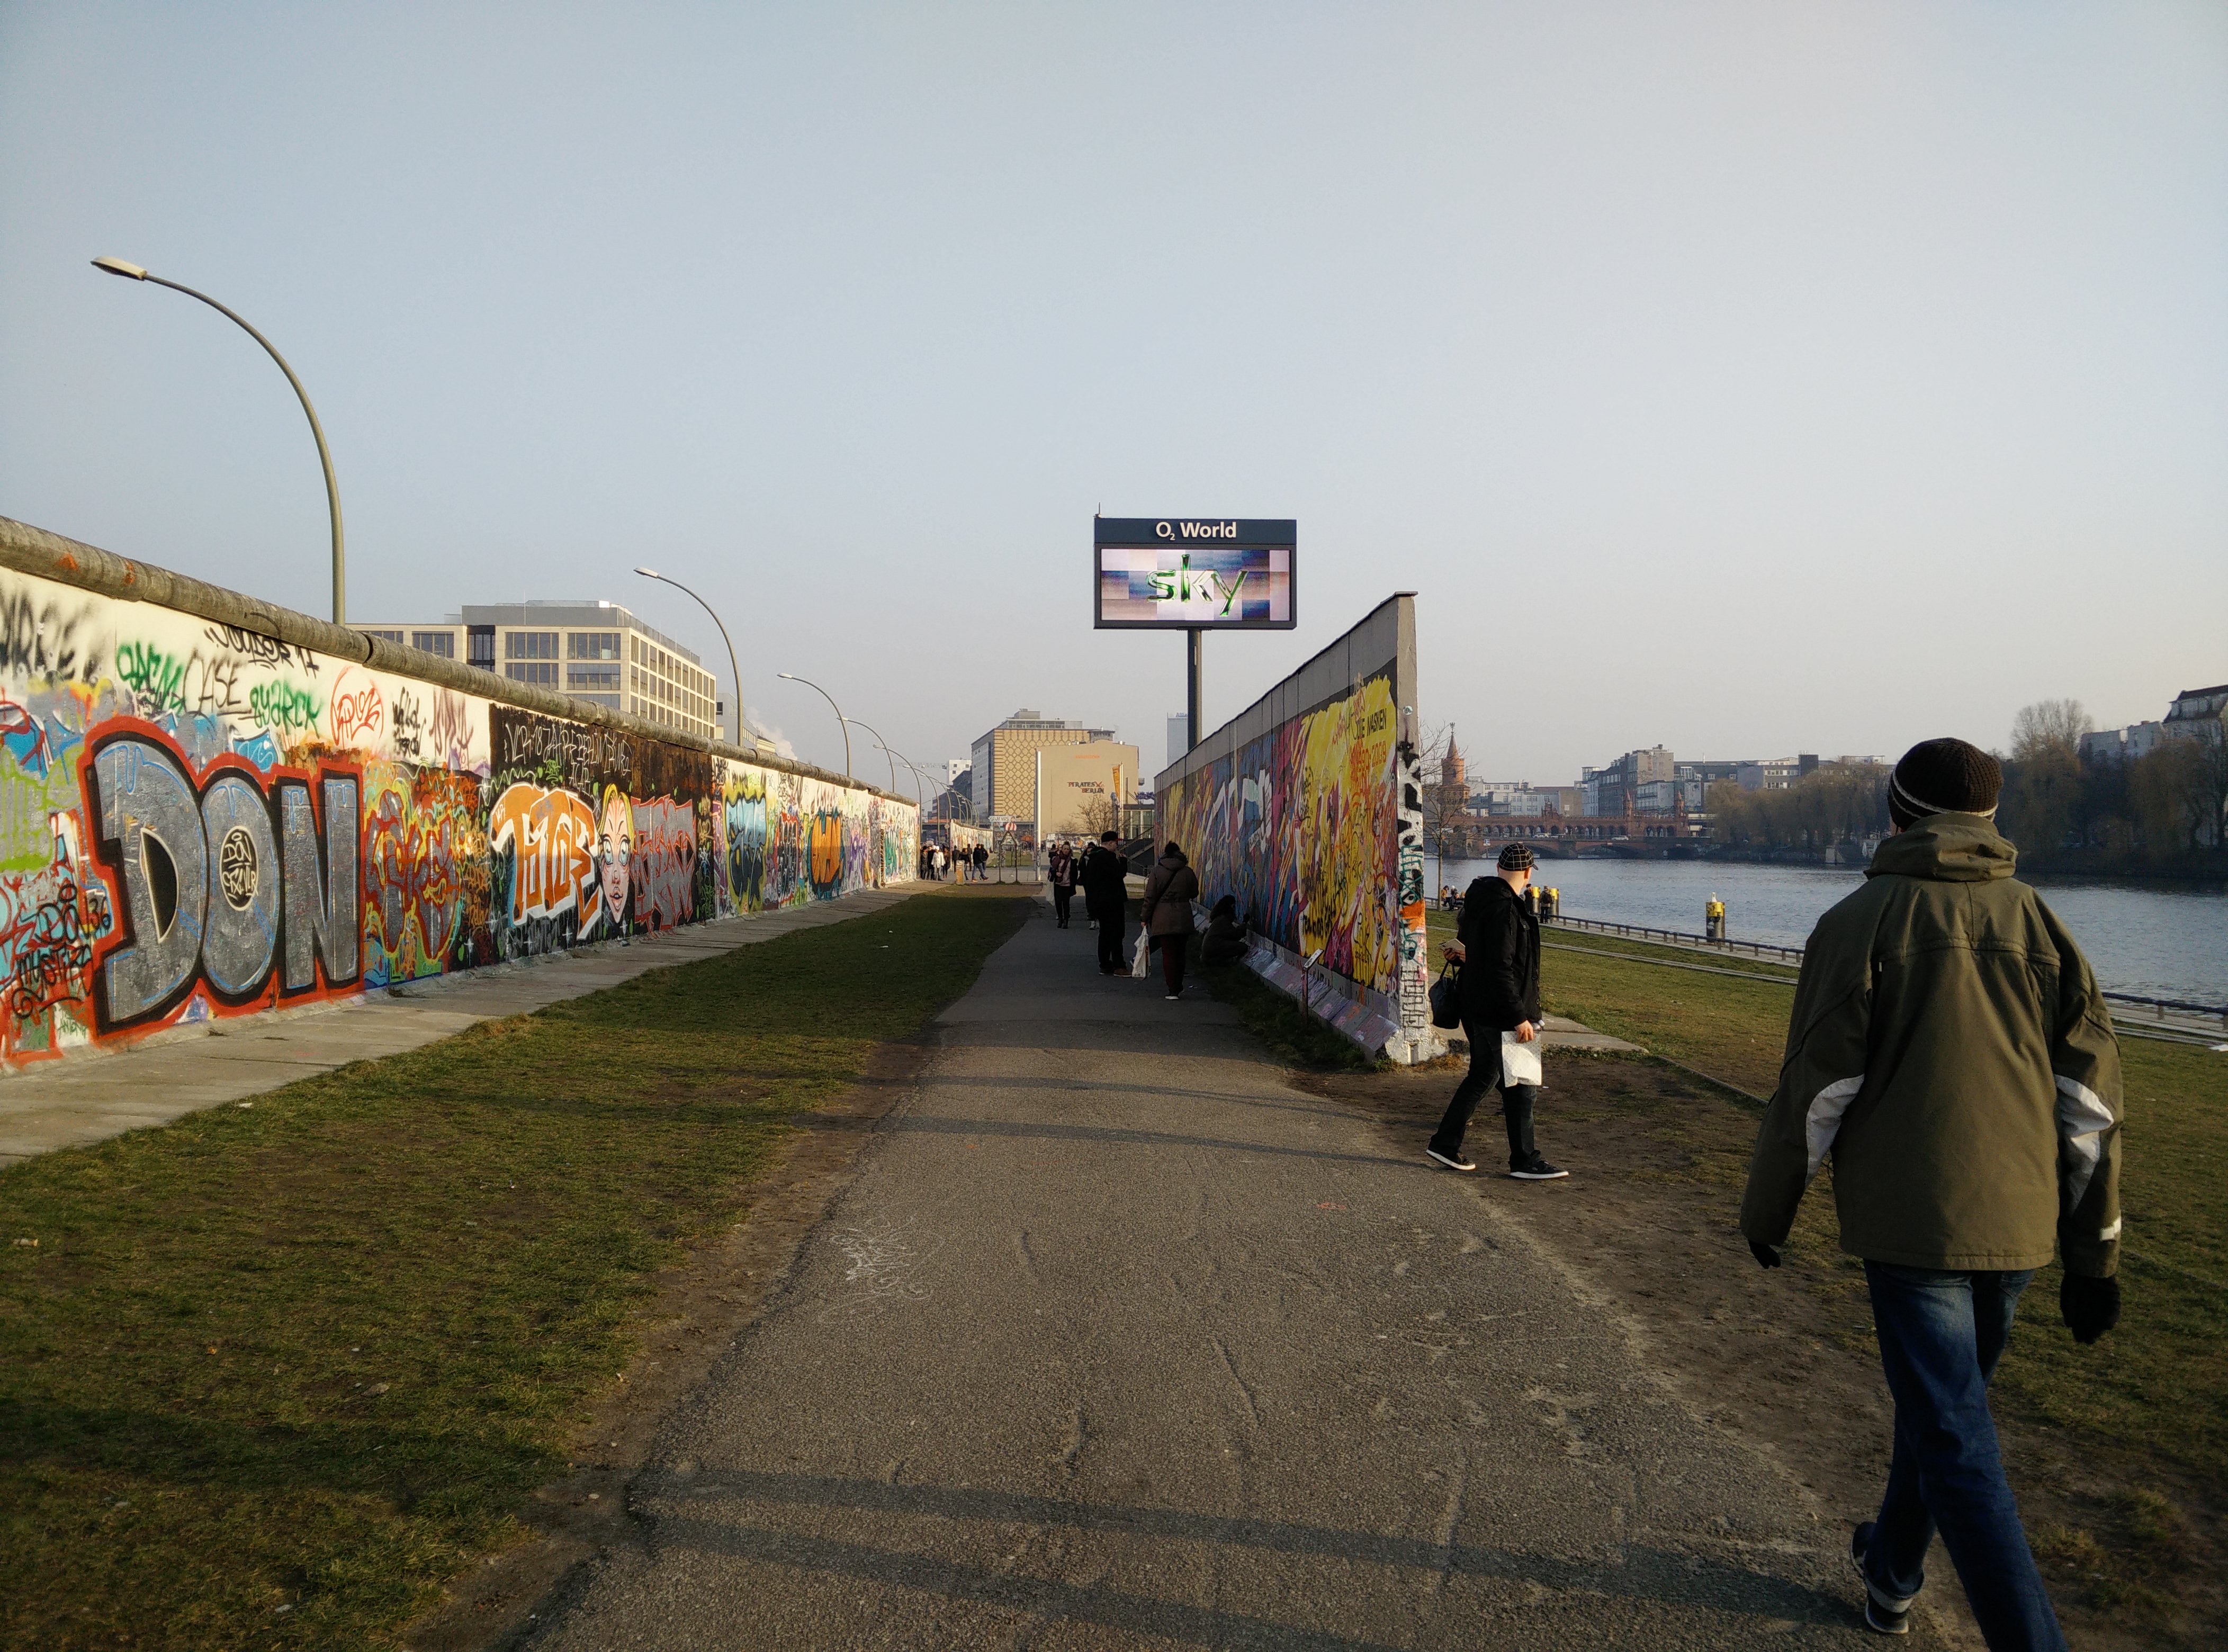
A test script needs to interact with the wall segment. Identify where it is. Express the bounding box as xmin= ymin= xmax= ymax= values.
xmin=1154 ymin=593 xmax=1439 ymax=1062
xmin=0 ymin=515 xmax=917 ymax=1066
